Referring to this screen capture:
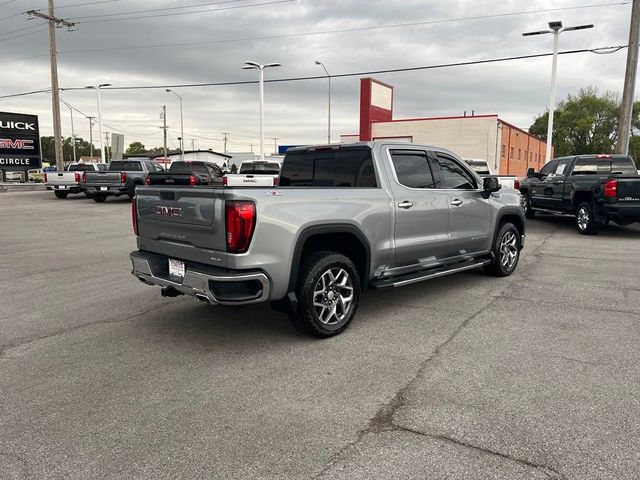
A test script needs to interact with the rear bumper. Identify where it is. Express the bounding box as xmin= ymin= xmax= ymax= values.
xmin=85 ymin=184 xmax=128 ymax=195
xmin=600 ymin=202 xmax=640 ymax=222
xmin=46 ymin=184 xmax=84 ymax=192
xmin=130 ymin=250 xmax=271 ymax=305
